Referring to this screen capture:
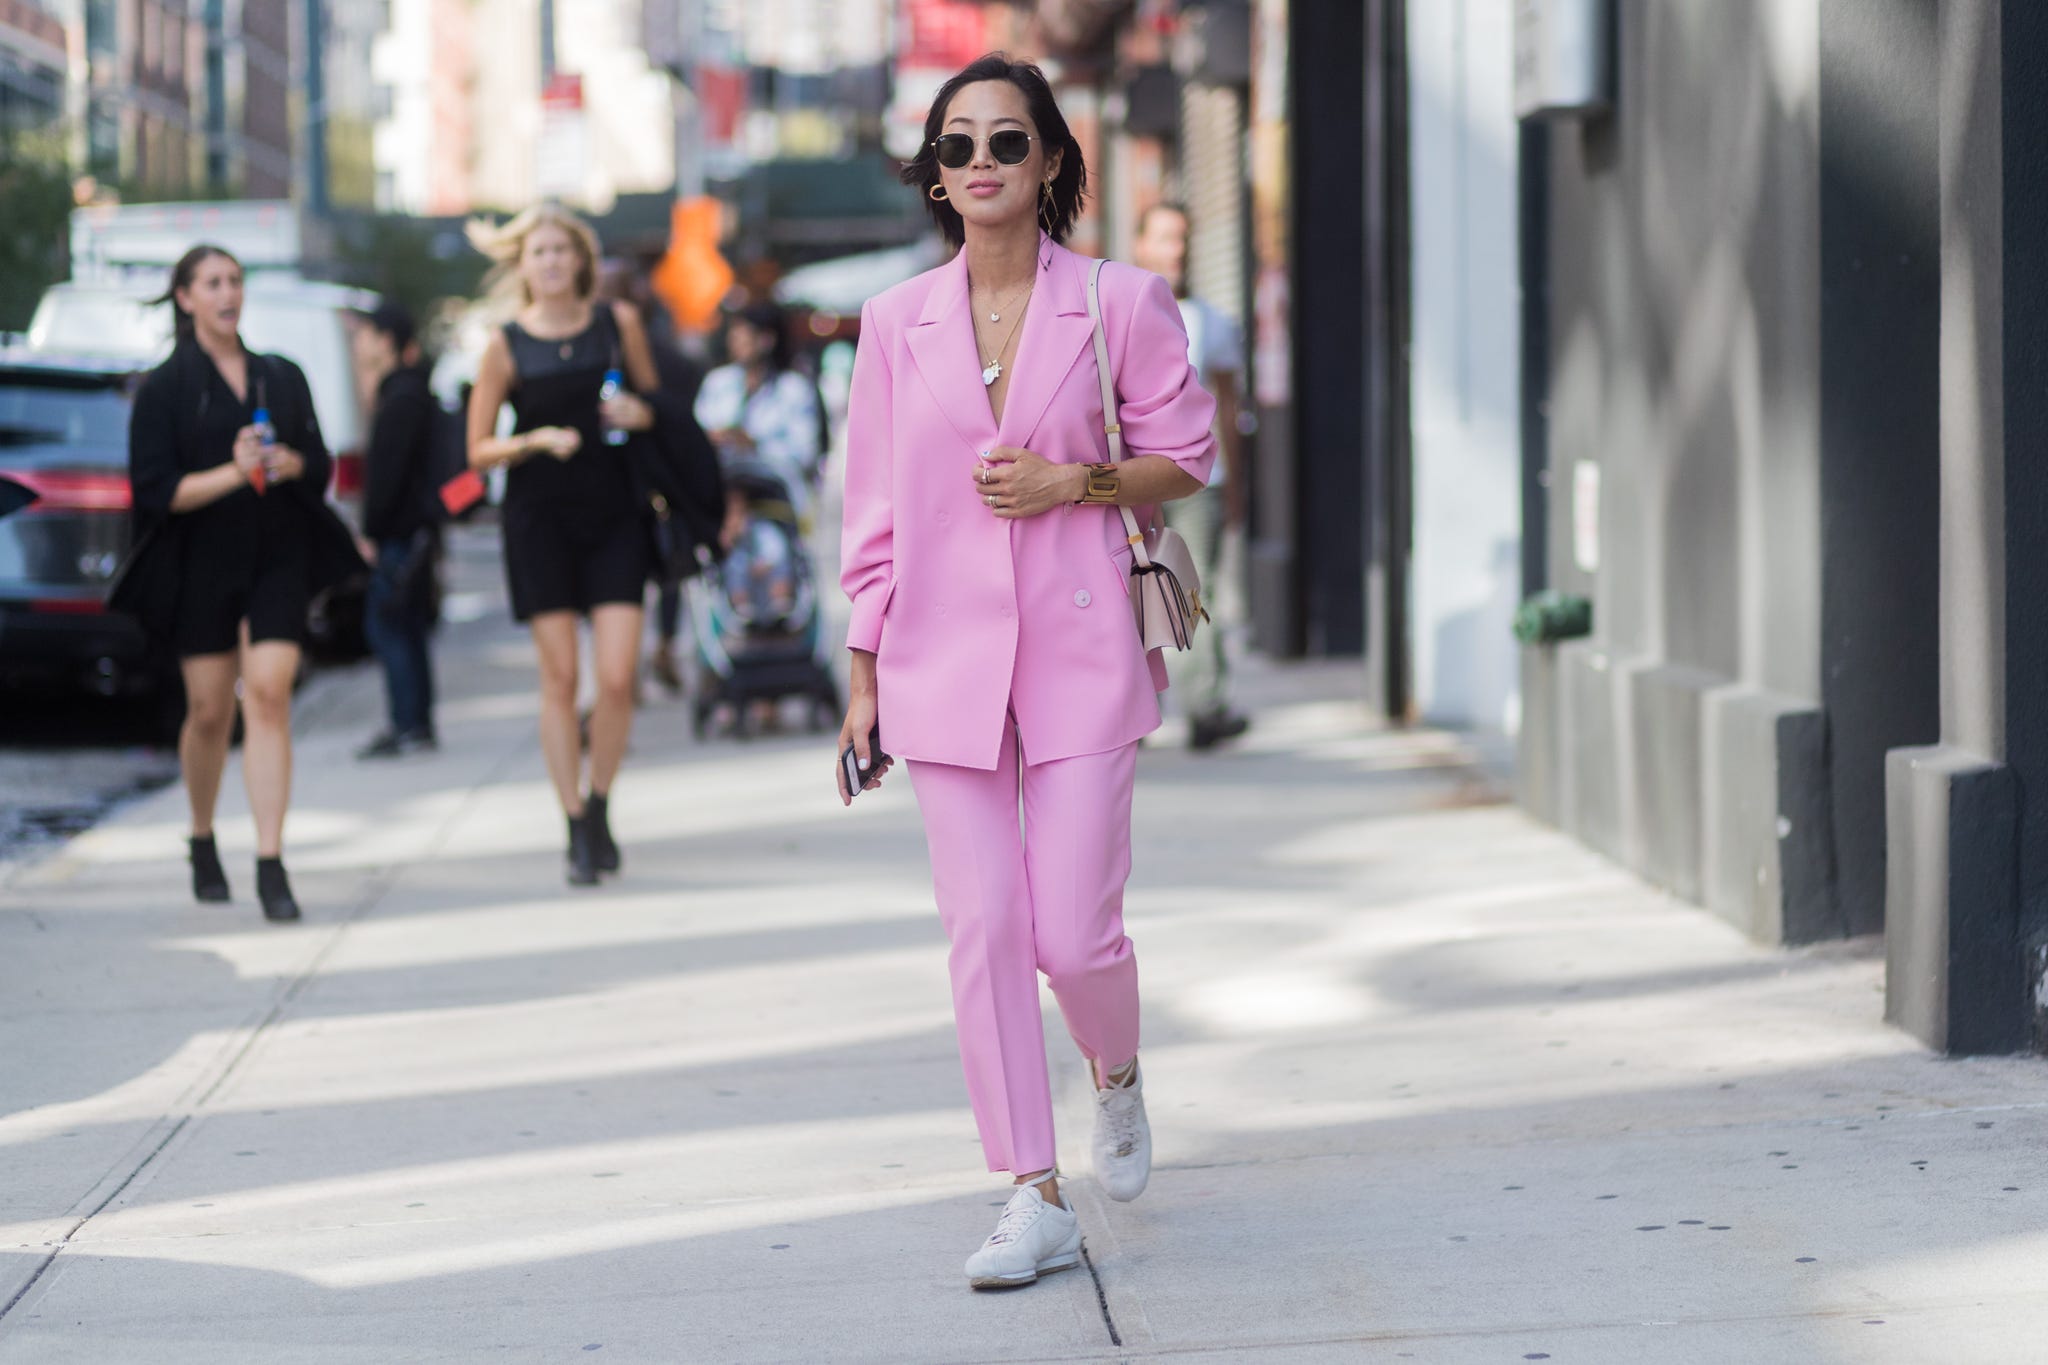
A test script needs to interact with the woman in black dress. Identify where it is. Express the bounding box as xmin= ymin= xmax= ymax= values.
xmin=124 ymin=245 xmax=366 ymax=921
xmin=464 ymin=207 xmax=662 ymax=886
